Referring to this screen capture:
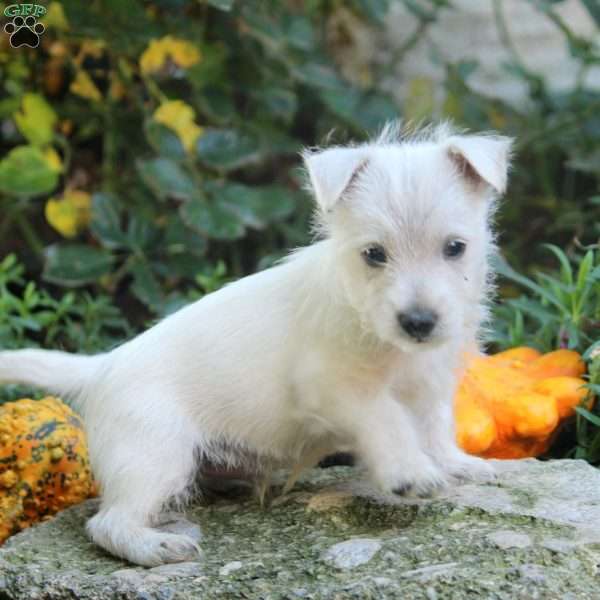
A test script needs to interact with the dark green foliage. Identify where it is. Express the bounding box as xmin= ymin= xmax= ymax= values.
xmin=489 ymin=246 xmax=600 ymax=463
xmin=0 ymin=254 xmax=130 ymax=354
xmin=0 ymin=0 xmax=404 ymax=324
